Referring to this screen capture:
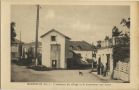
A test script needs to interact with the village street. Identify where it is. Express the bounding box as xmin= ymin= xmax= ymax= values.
xmin=11 ymin=63 xmax=123 ymax=83
xmin=9 ymin=5 xmax=130 ymax=84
